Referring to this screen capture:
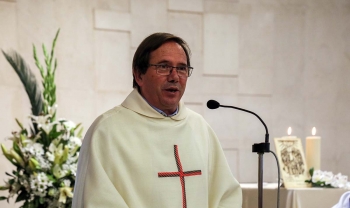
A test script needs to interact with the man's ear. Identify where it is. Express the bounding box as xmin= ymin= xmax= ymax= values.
xmin=133 ymin=69 xmax=143 ymax=87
